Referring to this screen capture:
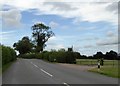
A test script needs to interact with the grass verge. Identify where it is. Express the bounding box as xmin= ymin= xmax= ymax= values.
xmin=0 ymin=68 xmax=1 ymax=75
xmin=2 ymin=61 xmax=15 ymax=73
xmin=88 ymin=66 xmax=119 ymax=78
xmin=76 ymin=59 xmax=118 ymax=66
